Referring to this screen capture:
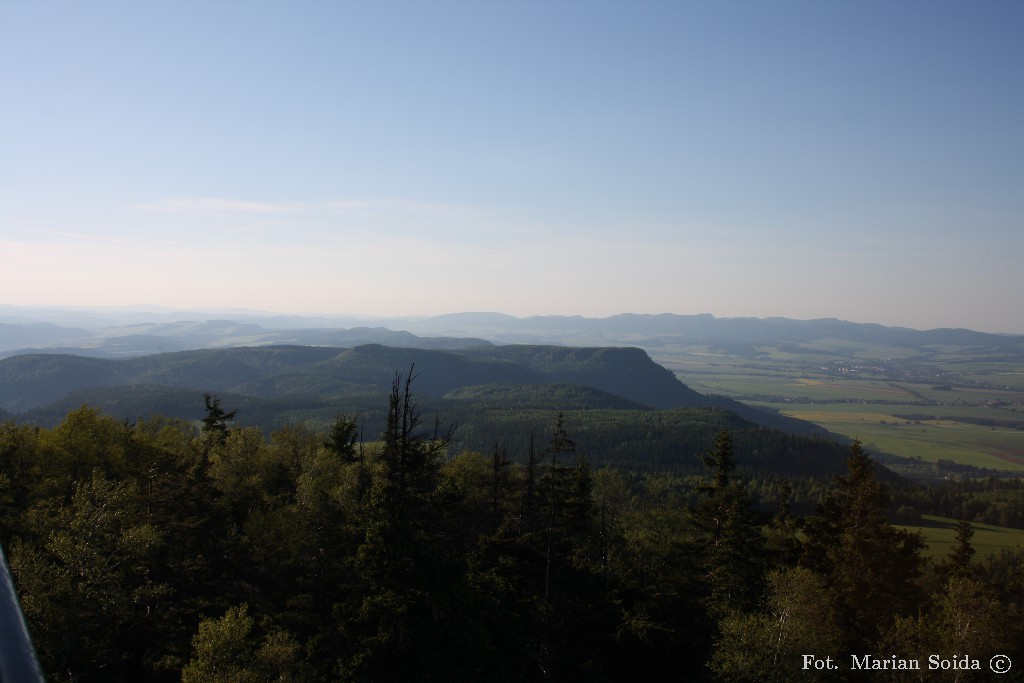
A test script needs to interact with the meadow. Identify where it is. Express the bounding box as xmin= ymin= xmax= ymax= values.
xmin=654 ymin=341 xmax=1024 ymax=475
xmin=897 ymin=515 xmax=1024 ymax=559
